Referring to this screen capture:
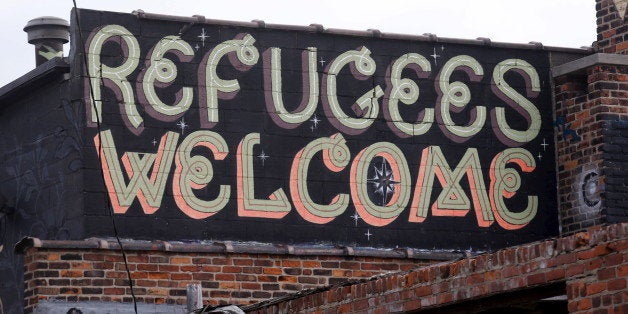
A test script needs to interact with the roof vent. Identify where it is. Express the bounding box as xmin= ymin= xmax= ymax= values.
xmin=23 ymin=16 xmax=70 ymax=66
